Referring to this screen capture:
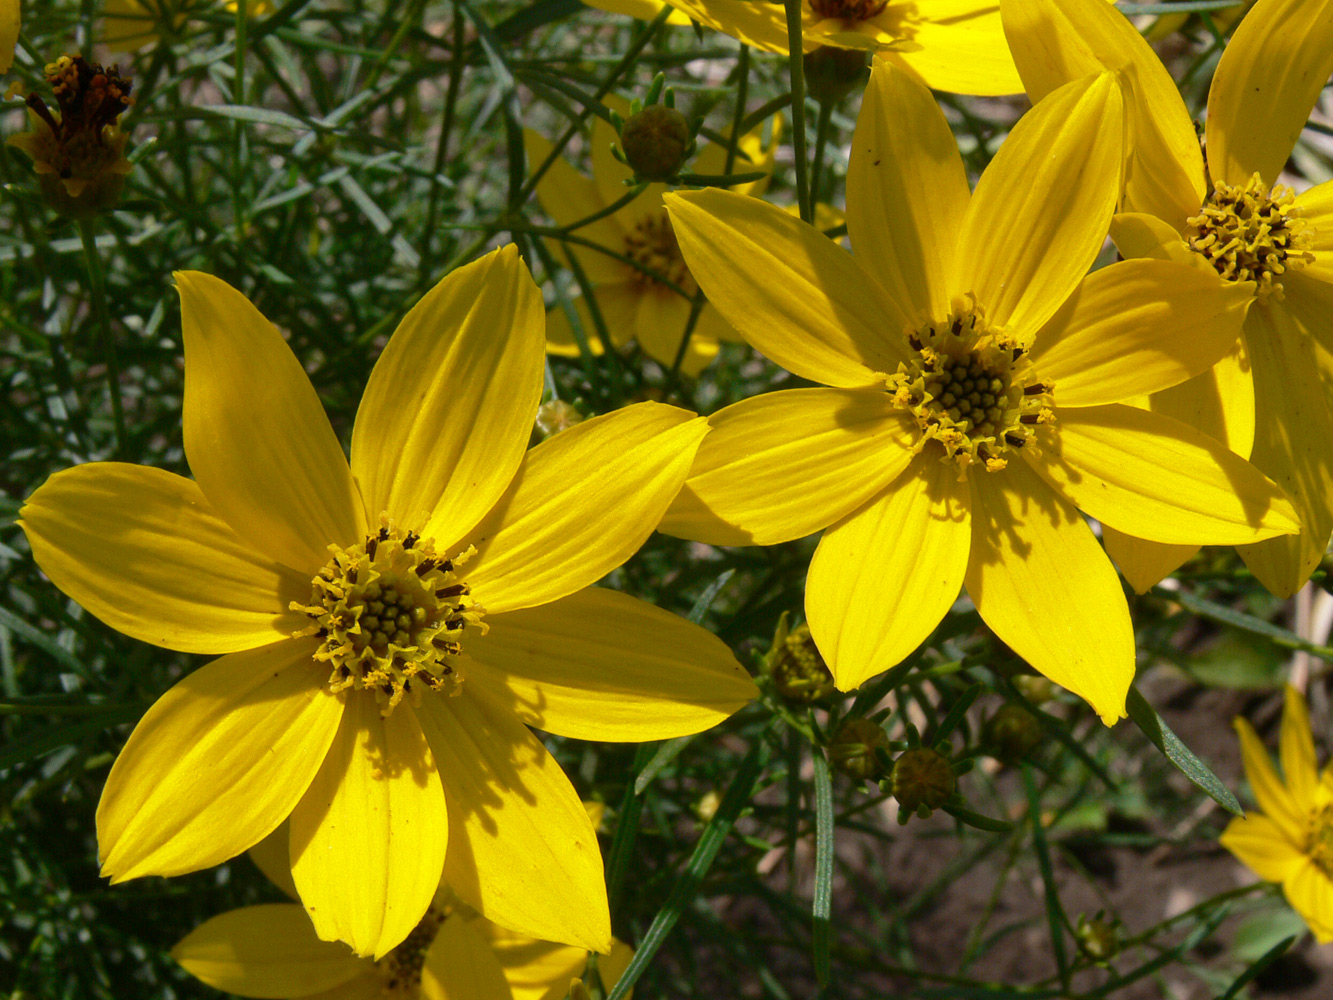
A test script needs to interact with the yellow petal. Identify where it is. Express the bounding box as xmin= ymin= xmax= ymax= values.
xmin=881 ymin=0 xmax=1022 ymax=97
xmin=582 ymin=0 xmax=693 ymax=25
xmin=1147 ymin=335 xmax=1256 ymax=459
xmin=420 ymin=914 xmax=516 ymax=1000
xmin=177 ymin=271 xmax=365 ymax=574
xmin=955 ymin=73 xmax=1123 ymax=339
xmin=1001 ymin=0 xmax=1205 ymax=228
xmin=1283 ymin=860 xmax=1333 ymax=945
xmin=1280 ymin=685 xmax=1320 ymax=807
xmin=463 ymin=587 xmax=755 ymax=741
xmin=351 ymin=246 xmax=545 ymax=552
xmin=299 ymin=976 xmax=386 ymax=1000
xmin=172 ymin=904 xmax=368 ymax=999
xmin=414 ymin=687 xmax=611 ymax=952
xmin=847 ymin=60 xmax=969 ymax=321
xmin=662 ymin=0 xmax=789 ymax=53
xmin=1205 ymin=0 xmax=1333 ymax=188
xmin=806 ymin=454 xmax=971 ymax=692
xmin=1236 ymin=304 xmax=1333 ymax=598
xmin=1108 ymin=211 xmax=1196 ymax=262
xmin=248 ymin=822 xmax=299 ymax=900
xmin=98 ymin=639 xmax=341 ymax=881
xmin=665 ymin=189 xmax=912 ymax=387
xmin=545 ymin=286 xmax=636 ymax=358
xmin=19 ymin=463 xmax=306 ymax=654
xmin=1234 ymin=716 xmax=1307 ymax=842
xmin=463 ymin=402 xmax=707 ymax=614
xmin=658 ymin=388 xmax=918 ymax=546
xmin=1101 ymin=526 xmax=1198 ymax=595
xmin=289 ymin=695 xmax=447 ymax=960
xmin=1031 ymin=403 xmax=1298 ymax=545
xmin=965 ymin=459 xmax=1132 ymax=725
xmin=524 ymin=130 xmax=629 ymax=286
xmin=1029 ymin=258 xmax=1252 ymax=406
xmin=0 ymin=0 xmax=17 ymax=74
xmin=1219 ymin=815 xmax=1305 ymax=883
xmin=1296 ymin=177 xmax=1333 ymax=253
xmin=472 ymin=919 xmax=634 ymax=1000
xmin=633 ymin=292 xmax=718 ymax=375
